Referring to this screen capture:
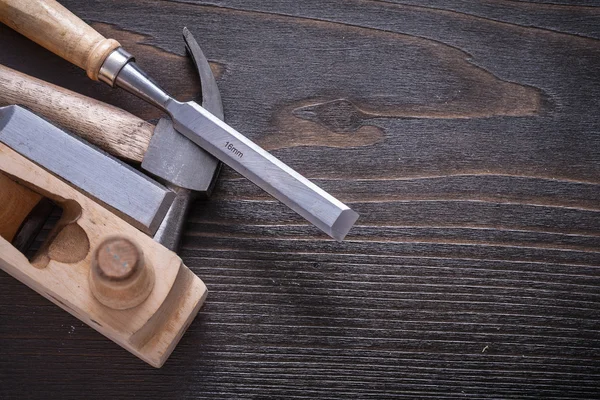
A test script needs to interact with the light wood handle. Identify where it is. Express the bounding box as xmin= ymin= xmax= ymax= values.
xmin=0 ymin=64 xmax=153 ymax=162
xmin=0 ymin=0 xmax=120 ymax=80
xmin=0 ymin=172 xmax=42 ymax=242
